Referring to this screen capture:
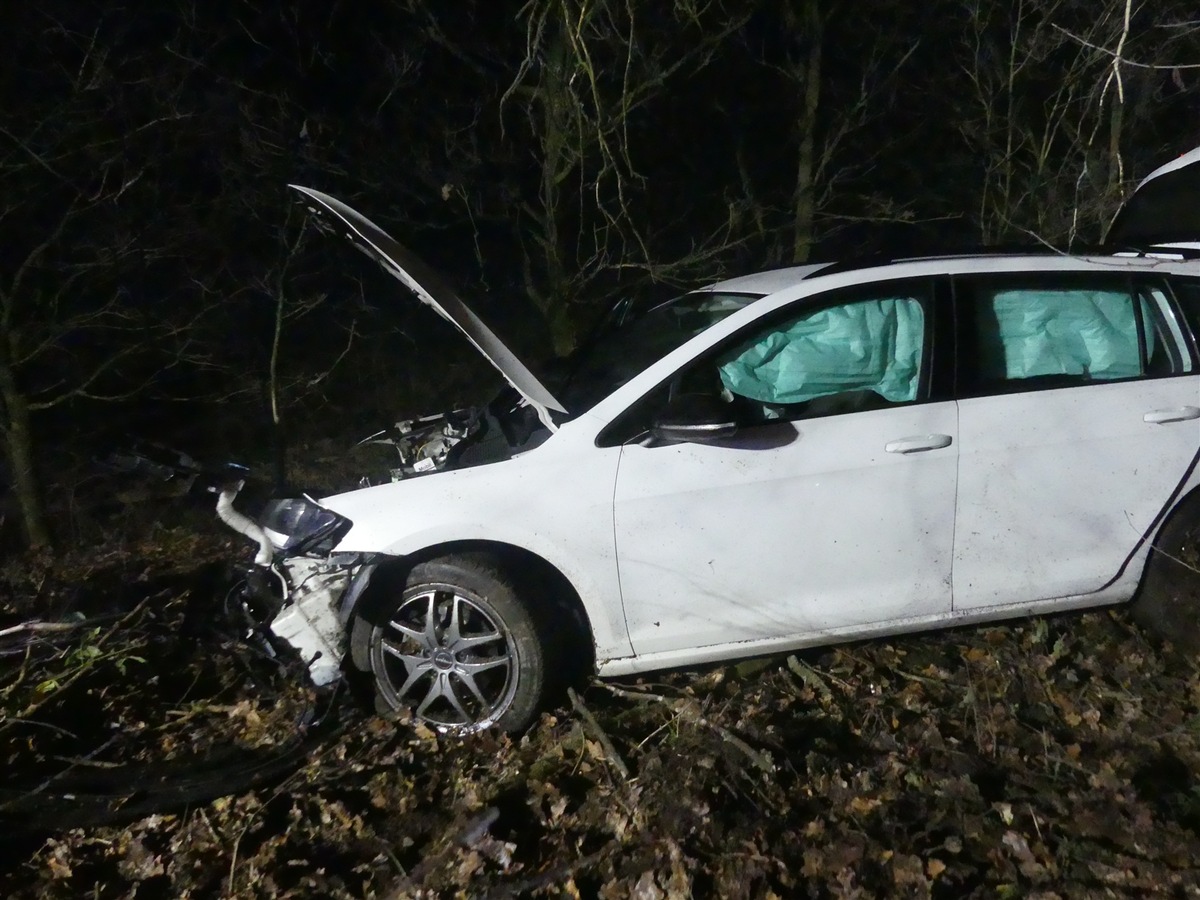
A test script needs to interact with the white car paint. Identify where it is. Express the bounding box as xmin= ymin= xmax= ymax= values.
xmin=613 ymin=401 xmax=958 ymax=656
xmin=953 ymin=378 xmax=1200 ymax=610
xmin=278 ymin=153 xmax=1200 ymax=688
xmin=319 ymin=414 xmax=635 ymax=663
xmin=320 ymin=252 xmax=1200 ymax=675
